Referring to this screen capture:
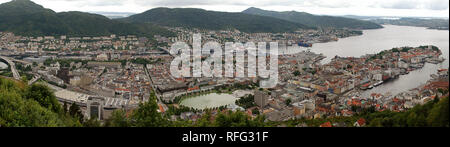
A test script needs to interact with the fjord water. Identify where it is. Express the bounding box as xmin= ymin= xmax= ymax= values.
xmin=310 ymin=25 xmax=449 ymax=97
